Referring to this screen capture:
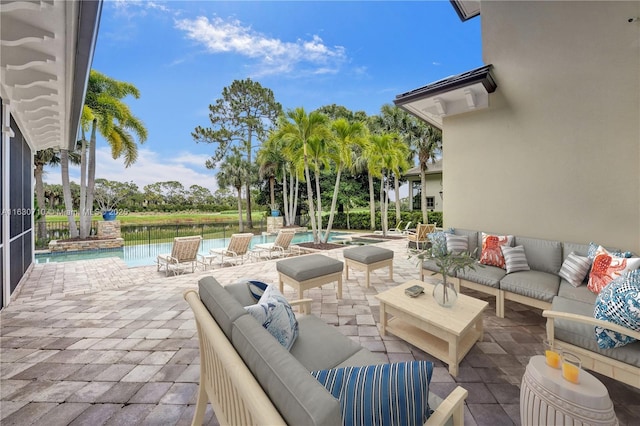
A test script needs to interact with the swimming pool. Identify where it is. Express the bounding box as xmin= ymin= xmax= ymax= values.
xmin=35 ymin=231 xmax=350 ymax=267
